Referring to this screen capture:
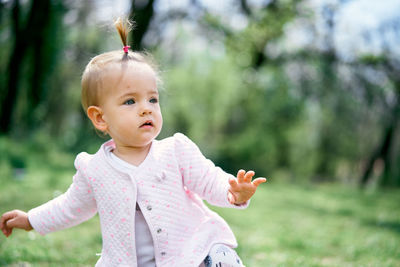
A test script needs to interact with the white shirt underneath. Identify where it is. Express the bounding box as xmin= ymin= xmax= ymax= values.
xmin=107 ymin=149 xmax=156 ymax=267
